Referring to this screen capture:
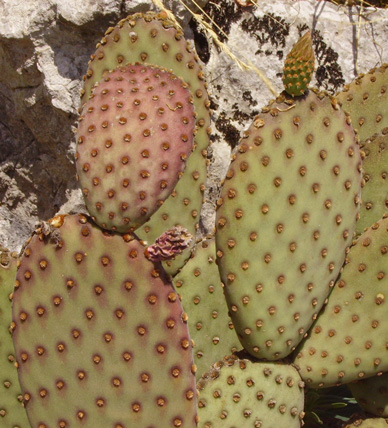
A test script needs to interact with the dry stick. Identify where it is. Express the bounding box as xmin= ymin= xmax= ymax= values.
xmin=151 ymin=0 xmax=183 ymax=30
xmin=179 ymin=0 xmax=279 ymax=97
xmin=152 ymin=0 xmax=278 ymax=97
xmin=331 ymin=0 xmax=387 ymax=75
xmin=355 ymin=0 xmax=364 ymax=75
xmin=331 ymin=0 xmax=382 ymax=7
xmin=189 ymin=0 xmax=229 ymax=40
